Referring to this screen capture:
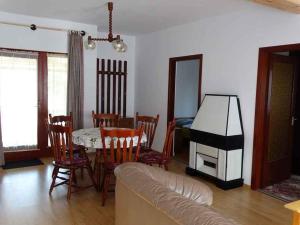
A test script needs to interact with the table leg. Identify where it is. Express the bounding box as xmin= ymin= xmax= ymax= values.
xmin=94 ymin=149 xmax=102 ymax=191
